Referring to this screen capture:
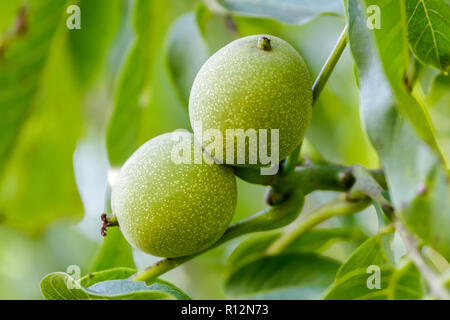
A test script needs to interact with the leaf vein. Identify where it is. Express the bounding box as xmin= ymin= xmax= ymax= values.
xmin=419 ymin=0 xmax=442 ymax=68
